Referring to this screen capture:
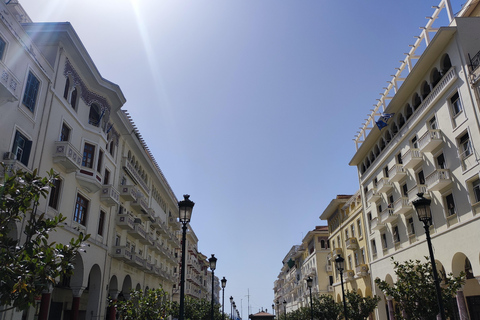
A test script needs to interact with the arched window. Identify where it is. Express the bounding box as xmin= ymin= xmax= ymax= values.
xmin=412 ymin=93 xmax=421 ymax=110
xmin=374 ymin=145 xmax=380 ymax=157
xmin=421 ymin=81 xmax=431 ymax=99
xmin=391 ymin=123 xmax=399 ymax=137
xmin=128 ymin=150 xmax=132 ymax=160
xmin=63 ymin=78 xmax=70 ymax=100
xmin=398 ymin=113 xmax=405 ymax=128
xmin=405 ymin=104 xmax=413 ymax=120
xmin=431 ymin=68 xmax=441 ymax=87
xmin=88 ymin=104 xmax=101 ymax=127
xmin=70 ymin=87 xmax=78 ymax=110
xmin=379 ymin=138 xmax=386 ymax=151
xmin=441 ymin=54 xmax=452 ymax=74
xmin=385 ymin=131 xmax=392 ymax=144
